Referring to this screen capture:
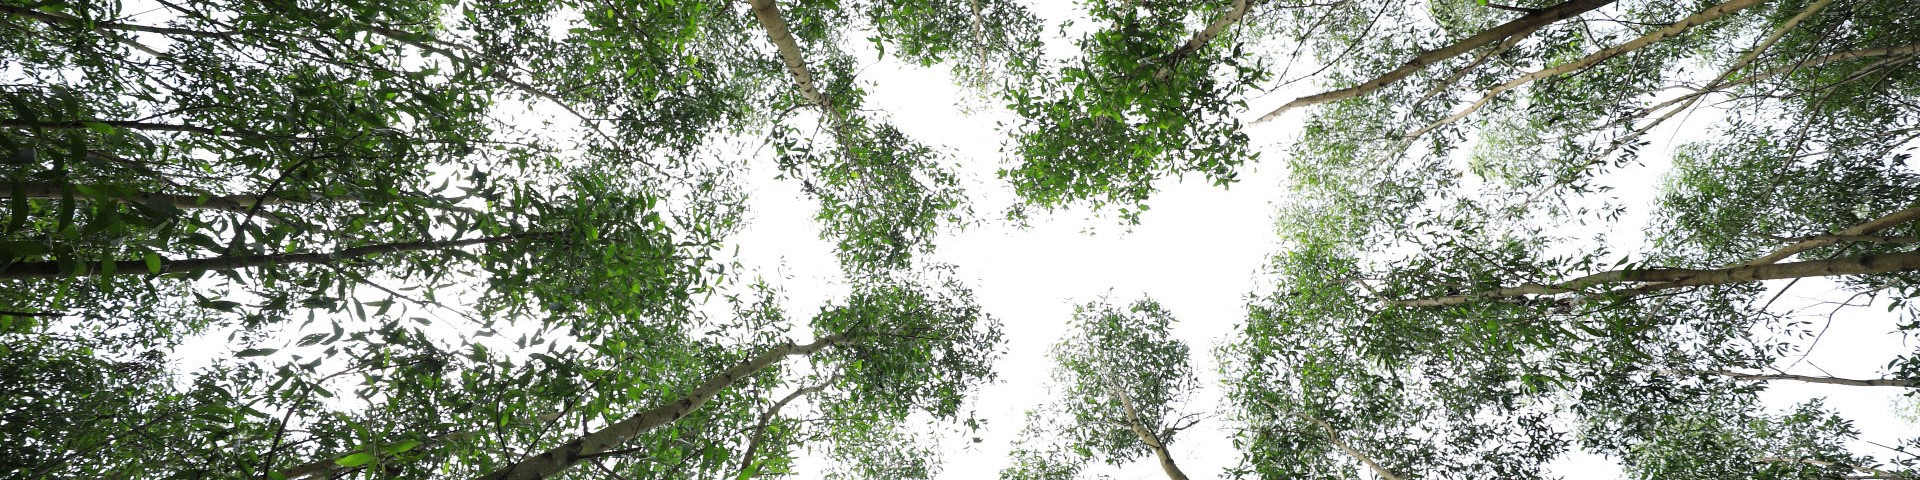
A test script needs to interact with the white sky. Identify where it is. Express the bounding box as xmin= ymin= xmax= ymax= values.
xmin=720 ymin=8 xmax=1920 ymax=478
